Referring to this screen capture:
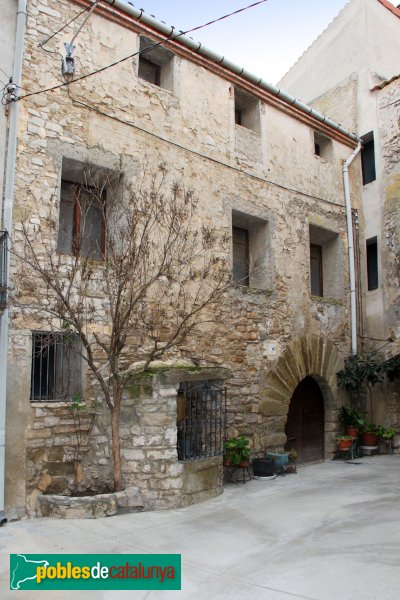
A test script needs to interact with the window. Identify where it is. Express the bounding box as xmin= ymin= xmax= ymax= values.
xmin=232 ymin=211 xmax=271 ymax=289
xmin=58 ymin=180 xmax=105 ymax=260
xmin=234 ymin=87 xmax=260 ymax=134
xmin=31 ymin=332 xmax=82 ymax=402
xmin=138 ymin=36 xmax=174 ymax=92
xmin=138 ymin=56 xmax=160 ymax=86
xmin=232 ymin=226 xmax=249 ymax=286
xmin=361 ymin=132 xmax=376 ymax=185
xmin=366 ymin=236 xmax=378 ymax=290
xmin=310 ymin=244 xmax=323 ymax=296
xmin=309 ymin=224 xmax=341 ymax=299
xmin=177 ymin=381 xmax=226 ymax=461
xmin=314 ymin=131 xmax=333 ymax=160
